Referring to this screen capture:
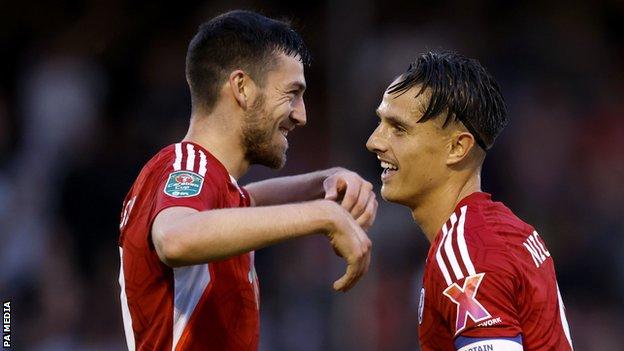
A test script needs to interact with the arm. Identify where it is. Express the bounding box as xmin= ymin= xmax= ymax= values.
xmin=152 ymin=199 xmax=371 ymax=292
xmin=245 ymin=167 xmax=378 ymax=230
xmin=244 ymin=167 xmax=340 ymax=205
